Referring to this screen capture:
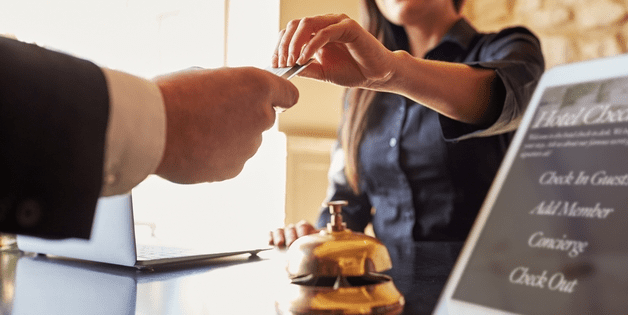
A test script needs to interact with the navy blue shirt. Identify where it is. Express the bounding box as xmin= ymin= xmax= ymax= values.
xmin=317 ymin=19 xmax=545 ymax=242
